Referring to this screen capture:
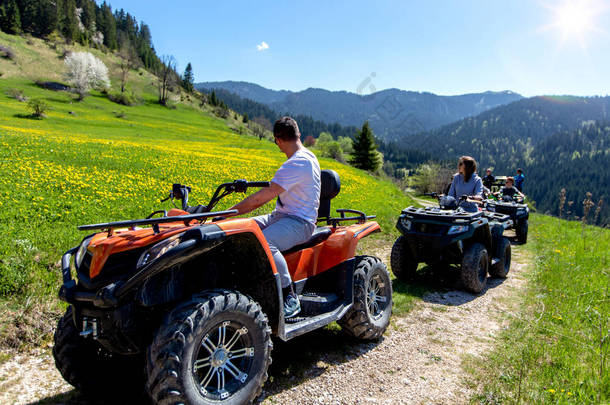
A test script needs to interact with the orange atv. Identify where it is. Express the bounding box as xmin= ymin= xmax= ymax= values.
xmin=53 ymin=169 xmax=392 ymax=404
